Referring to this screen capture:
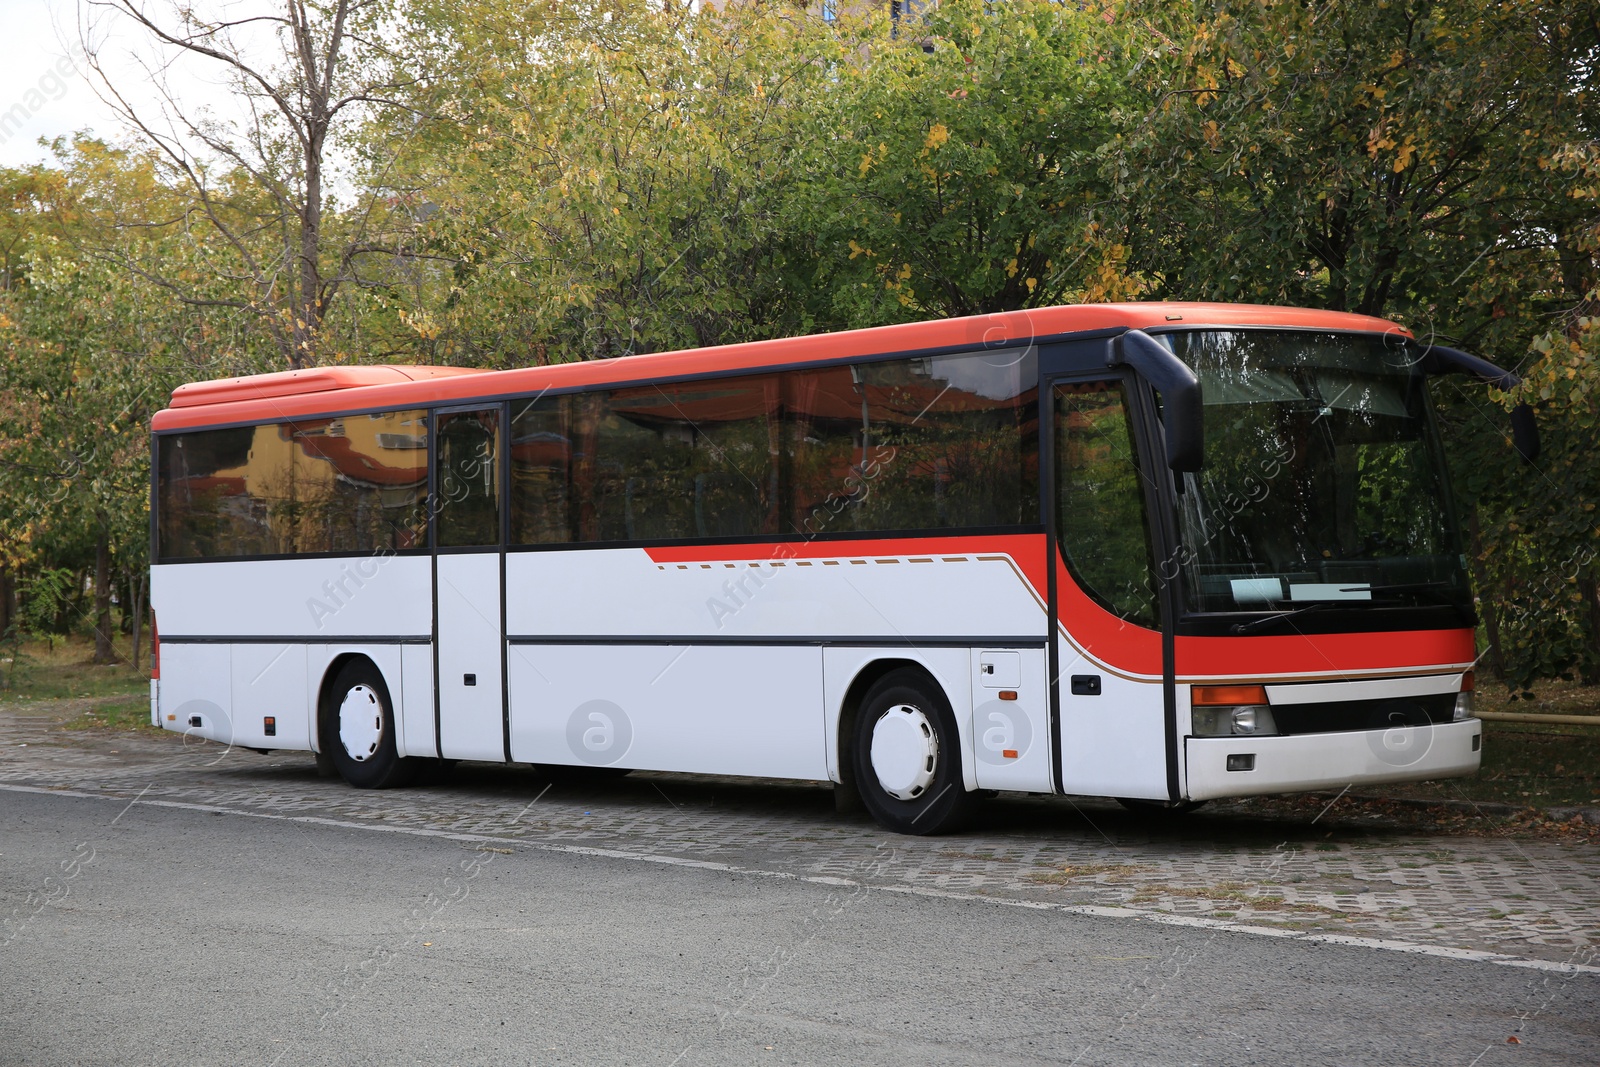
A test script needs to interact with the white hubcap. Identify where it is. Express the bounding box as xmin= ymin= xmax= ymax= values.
xmin=338 ymin=685 xmax=383 ymax=762
xmin=869 ymin=703 xmax=938 ymax=801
